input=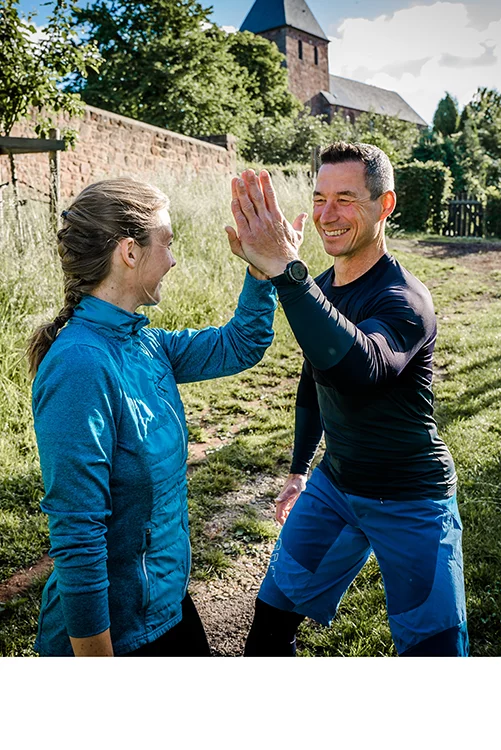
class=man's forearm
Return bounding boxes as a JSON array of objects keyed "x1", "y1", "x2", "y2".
[{"x1": 272, "y1": 276, "x2": 357, "y2": 370}]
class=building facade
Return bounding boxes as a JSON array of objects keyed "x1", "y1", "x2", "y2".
[{"x1": 240, "y1": 0, "x2": 427, "y2": 127}]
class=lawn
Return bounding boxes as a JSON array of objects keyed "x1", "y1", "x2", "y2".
[{"x1": 0, "y1": 173, "x2": 500, "y2": 656}]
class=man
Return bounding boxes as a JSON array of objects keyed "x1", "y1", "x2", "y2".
[{"x1": 225, "y1": 142, "x2": 468, "y2": 657}]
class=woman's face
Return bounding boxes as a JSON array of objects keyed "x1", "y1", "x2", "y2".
[{"x1": 138, "y1": 208, "x2": 176, "y2": 306}]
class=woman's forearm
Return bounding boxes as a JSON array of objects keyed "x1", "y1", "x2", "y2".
[{"x1": 70, "y1": 628, "x2": 114, "y2": 657}]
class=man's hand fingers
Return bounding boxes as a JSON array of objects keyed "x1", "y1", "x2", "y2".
[
  {"x1": 243, "y1": 169, "x2": 267, "y2": 214},
  {"x1": 260, "y1": 170, "x2": 282, "y2": 218},
  {"x1": 276, "y1": 486, "x2": 298, "y2": 504},
  {"x1": 292, "y1": 212, "x2": 308, "y2": 239}
]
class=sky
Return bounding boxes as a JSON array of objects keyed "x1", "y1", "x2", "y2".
[{"x1": 18, "y1": 0, "x2": 501, "y2": 124}]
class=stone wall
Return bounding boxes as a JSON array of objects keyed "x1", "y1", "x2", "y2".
[{"x1": 0, "y1": 105, "x2": 237, "y2": 202}]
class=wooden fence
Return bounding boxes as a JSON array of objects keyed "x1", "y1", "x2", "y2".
[{"x1": 444, "y1": 194, "x2": 484, "y2": 238}]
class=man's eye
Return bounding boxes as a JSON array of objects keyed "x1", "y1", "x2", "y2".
[
  {"x1": 313, "y1": 198, "x2": 325, "y2": 204},
  {"x1": 338, "y1": 198, "x2": 351, "y2": 205}
]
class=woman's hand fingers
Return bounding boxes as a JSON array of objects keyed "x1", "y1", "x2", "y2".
[
  {"x1": 233, "y1": 176, "x2": 258, "y2": 225},
  {"x1": 225, "y1": 225, "x2": 246, "y2": 260}
]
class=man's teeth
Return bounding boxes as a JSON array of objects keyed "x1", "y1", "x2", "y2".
[{"x1": 324, "y1": 229, "x2": 349, "y2": 237}]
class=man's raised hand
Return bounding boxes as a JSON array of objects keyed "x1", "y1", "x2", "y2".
[{"x1": 225, "y1": 170, "x2": 308, "y2": 279}]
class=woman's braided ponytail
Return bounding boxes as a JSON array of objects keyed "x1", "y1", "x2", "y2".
[{"x1": 27, "y1": 177, "x2": 169, "y2": 378}]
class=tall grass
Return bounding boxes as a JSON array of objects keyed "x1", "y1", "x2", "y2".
[{"x1": 1, "y1": 173, "x2": 500, "y2": 656}]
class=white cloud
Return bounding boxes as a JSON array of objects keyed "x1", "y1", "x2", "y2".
[
  {"x1": 328, "y1": 3, "x2": 501, "y2": 123},
  {"x1": 28, "y1": 23, "x2": 47, "y2": 44}
]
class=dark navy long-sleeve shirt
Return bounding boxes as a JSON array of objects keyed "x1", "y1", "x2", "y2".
[{"x1": 272, "y1": 253, "x2": 456, "y2": 500}]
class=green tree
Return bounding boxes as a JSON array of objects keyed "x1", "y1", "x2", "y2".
[
  {"x1": 0, "y1": 0, "x2": 101, "y2": 217},
  {"x1": 226, "y1": 31, "x2": 299, "y2": 120},
  {"x1": 241, "y1": 108, "x2": 333, "y2": 164},
  {"x1": 433, "y1": 92, "x2": 459, "y2": 137},
  {"x1": 351, "y1": 111, "x2": 420, "y2": 164},
  {"x1": 71, "y1": 0, "x2": 260, "y2": 143}
]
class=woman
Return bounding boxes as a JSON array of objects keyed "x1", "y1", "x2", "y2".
[{"x1": 28, "y1": 177, "x2": 277, "y2": 656}]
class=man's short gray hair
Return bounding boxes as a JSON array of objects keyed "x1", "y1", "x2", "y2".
[{"x1": 320, "y1": 142, "x2": 394, "y2": 200}]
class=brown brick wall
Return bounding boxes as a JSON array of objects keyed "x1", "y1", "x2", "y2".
[
  {"x1": 0, "y1": 105, "x2": 236, "y2": 202},
  {"x1": 284, "y1": 30, "x2": 329, "y2": 109},
  {"x1": 257, "y1": 27, "x2": 329, "y2": 112}
]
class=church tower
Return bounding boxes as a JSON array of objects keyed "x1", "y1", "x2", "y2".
[{"x1": 240, "y1": 0, "x2": 330, "y2": 114}]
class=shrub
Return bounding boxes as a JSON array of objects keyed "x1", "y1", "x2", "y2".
[
  {"x1": 484, "y1": 187, "x2": 501, "y2": 238},
  {"x1": 394, "y1": 160, "x2": 453, "y2": 233}
]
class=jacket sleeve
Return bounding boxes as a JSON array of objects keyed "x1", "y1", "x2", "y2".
[
  {"x1": 155, "y1": 269, "x2": 277, "y2": 384},
  {"x1": 32, "y1": 346, "x2": 121, "y2": 639},
  {"x1": 273, "y1": 274, "x2": 435, "y2": 389},
  {"x1": 290, "y1": 360, "x2": 324, "y2": 475}
]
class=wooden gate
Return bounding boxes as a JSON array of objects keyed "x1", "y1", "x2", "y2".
[{"x1": 444, "y1": 194, "x2": 484, "y2": 237}]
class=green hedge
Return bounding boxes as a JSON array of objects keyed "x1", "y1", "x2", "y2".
[
  {"x1": 485, "y1": 187, "x2": 501, "y2": 238},
  {"x1": 394, "y1": 160, "x2": 453, "y2": 233}
]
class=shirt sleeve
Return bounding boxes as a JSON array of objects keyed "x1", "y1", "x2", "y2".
[
  {"x1": 273, "y1": 274, "x2": 435, "y2": 389},
  {"x1": 290, "y1": 360, "x2": 324, "y2": 475},
  {"x1": 154, "y1": 269, "x2": 277, "y2": 384},
  {"x1": 32, "y1": 346, "x2": 121, "y2": 639}
]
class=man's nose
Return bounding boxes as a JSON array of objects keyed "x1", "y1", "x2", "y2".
[{"x1": 321, "y1": 200, "x2": 340, "y2": 224}]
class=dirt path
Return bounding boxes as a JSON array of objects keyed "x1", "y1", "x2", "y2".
[
  {"x1": 390, "y1": 237, "x2": 501, "y2": 272},
  {"x1": 190, "y1": 473, "x2": 283, "y2": 656}
]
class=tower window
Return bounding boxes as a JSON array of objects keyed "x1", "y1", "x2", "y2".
[
  {"x1": 314, "y1": 46, "x2": 318, "y2": 65},
  {"x1": 298, "y1": 40, "x2": 303, "y2": 60}
]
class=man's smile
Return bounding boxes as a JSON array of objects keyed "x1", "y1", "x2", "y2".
[{"x1": 323, "y1": 228, "x2": 350, "y2": 237}]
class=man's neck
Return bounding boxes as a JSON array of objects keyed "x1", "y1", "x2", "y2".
[{"x1": 332, "y1": 240, "x2": 388, "y2": 287}]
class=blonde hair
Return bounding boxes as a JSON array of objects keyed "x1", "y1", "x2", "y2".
[{"x1": 27, "y1": 177, "x2": 169, "y2": 378}]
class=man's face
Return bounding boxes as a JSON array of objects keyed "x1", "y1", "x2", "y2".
[{"x1": 313, "y1": 161, "x2": 386, "y2": 260}]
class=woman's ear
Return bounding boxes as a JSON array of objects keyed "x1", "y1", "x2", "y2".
[{"x1": 117, "y1": 237, "x2": 138, "y2": 269}]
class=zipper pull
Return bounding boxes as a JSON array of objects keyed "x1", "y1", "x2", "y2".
[{"x1": 146, "y1": 528, "x2": 152, "y2": 547}]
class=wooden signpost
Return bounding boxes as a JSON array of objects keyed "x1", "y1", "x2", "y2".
[{"x1": 0, "y1": 132, "x2": 66, "y2": 233}]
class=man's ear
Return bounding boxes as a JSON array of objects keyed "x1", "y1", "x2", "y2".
[
  {"x1": 116, "y1": 237, "x2": 138, "y2": 269},
  {"x1": 379, "y1": 190, "x2": 397, "y2": 222}
]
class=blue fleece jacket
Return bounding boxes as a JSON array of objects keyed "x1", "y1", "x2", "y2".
[{"x1": 33, "y1": 270, "x2": 277, "y2": 656}]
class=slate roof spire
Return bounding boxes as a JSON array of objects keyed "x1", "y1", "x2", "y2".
[{"x1": 240, "y1": 0, "x2": 328, "y2": 42}]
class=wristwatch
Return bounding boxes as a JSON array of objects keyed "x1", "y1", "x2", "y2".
[{"x1": 283, "y1": 259, "x2": 309, "y2": 284}]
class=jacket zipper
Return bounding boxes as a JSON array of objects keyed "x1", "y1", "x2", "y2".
[
  {"x1": 141, "y1": 528, "x2": 152, "y2": 607},
  {"x1": 159, "y1": 396, "x2": 187, "y2": 455}
]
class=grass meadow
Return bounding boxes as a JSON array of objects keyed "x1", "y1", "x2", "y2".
[{"x1": 0, "y1": 172, "x2": 500, "y2": 656}]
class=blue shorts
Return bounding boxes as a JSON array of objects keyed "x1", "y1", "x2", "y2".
[{"x1": 259, "y1": 467, "x2": 468, "y2": 656}]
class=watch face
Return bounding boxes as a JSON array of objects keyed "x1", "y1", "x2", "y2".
[{"x1": 290, "y1": 261, "x2": 308, "y2": 281}]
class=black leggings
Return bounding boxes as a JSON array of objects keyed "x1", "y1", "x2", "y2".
[
  {"x1": 244, "y1": 598, "x2": 305, "y2": 657},
  {"x1": 124, "y1": 592, "x2": 211, "y2": 656}
]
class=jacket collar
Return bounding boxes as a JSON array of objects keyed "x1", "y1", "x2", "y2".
[{"x1": 72, "y1": 295, "x2": 150, "y2": 338}]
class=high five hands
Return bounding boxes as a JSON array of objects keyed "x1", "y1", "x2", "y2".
[{"x1": 225, "y1": 170, "x2": 308, "y2": 279}]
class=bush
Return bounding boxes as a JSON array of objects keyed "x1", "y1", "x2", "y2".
[
  {"x1": 241, "y1": 108, "x2": 332, "y2": 164},
  {"x1": 394, "y1": 160, "x2": 453, "y2": 233},
  {"x1": 484, "y1": 187, "x2": 501, "y2": 238}
]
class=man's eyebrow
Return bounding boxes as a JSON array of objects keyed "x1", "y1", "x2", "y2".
[{"x1": 312, "y1": 190, "x2": 359, "y2": 197}]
